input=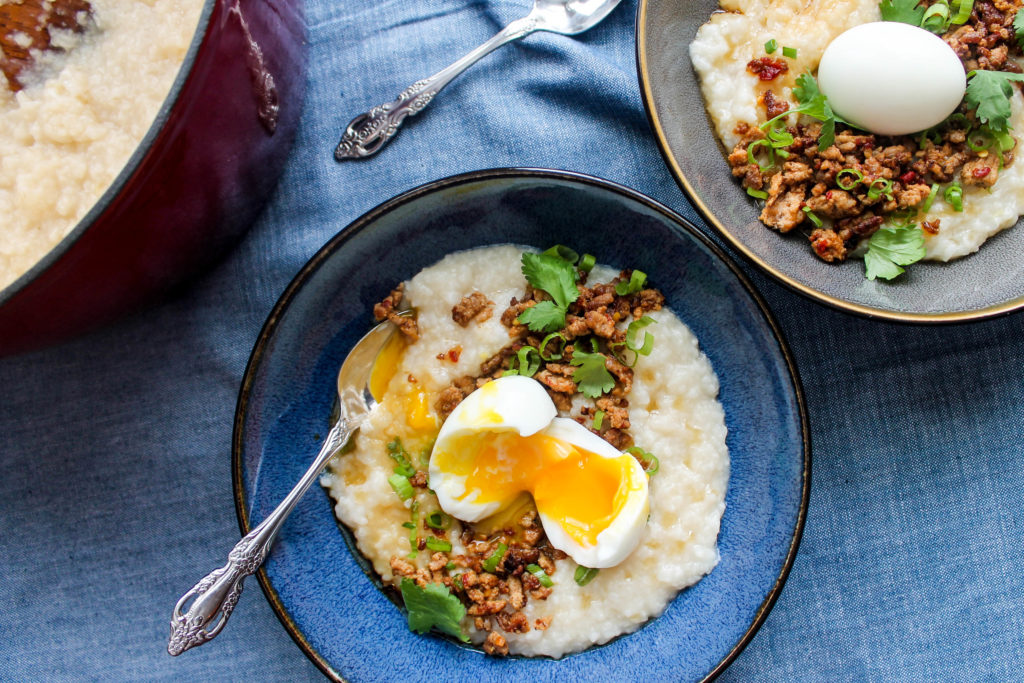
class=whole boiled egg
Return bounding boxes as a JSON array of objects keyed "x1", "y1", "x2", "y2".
[
  {"x1": 429, "y1": 376, "x2": 650, "y2": 569},
  {"x1": 817, "y1": 22, "x2": 966, "y2": 136}
]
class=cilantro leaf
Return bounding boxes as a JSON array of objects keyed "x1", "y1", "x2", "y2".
[
  {"x1": 781, "y1": 72, "x2": 842, "y2": 149},
  {"x1": 1014, "y1": 9, "x2": 1024, "y2": 51},
  {"x1": 517, "y1": 300, "x2": 566, "y2": 333},
  {"x1": 965, "y1": 70, "x2": 1024, "y2": 133},
  {"x1": 864, "y1": 225, "x2": 926, "y2": 281},
  {"x1": 520, "y1": 252, "x2": 579, "y2": 310},
  {"x1": 570, "y1": 349, "x2": 616, "y2": 398},
  {"x1": 879, "y1": 0, "x2": 926, "y2": 26},
  {"x1": 400, "y1": 578, "x2": 469, "y2": 642}
]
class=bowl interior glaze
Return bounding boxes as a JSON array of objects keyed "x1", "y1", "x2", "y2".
[
  {"x1": 233, "y1": 169, "x2": 809, "y2": 682},
  {"x1": 637, "y1": 0, "x2": 1024, "y2": 322}
]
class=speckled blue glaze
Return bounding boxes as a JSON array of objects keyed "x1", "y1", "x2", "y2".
[{"x1": 233, "y1": 169, "x2": 810, "y2": 682}]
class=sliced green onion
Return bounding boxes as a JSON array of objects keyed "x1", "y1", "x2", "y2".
[
  {"x1": 747, "y1": 139, "x2": 775, "y2": 172},
  {"x1": 614, "y1": 269, "x2": 648, "y2": 296},
  {"x1": 802, "y1": 206, "x2": 823, "y2": 227},
  {"x1": 921, "y1": 183, "x2": 940, "y2": 213},
  {"x1": 387, "y1": 438, "x2": 416, "y2": 477},
  {"x1": 888, "y1": 209, "x2": 918, "y2": 228},
  {"x1": 627, "y1": 446, "x2": 660, "y2": 475},
  {"x1": 426, "y1": 511, "x2": 452, "y2": 530},
  {"x1": 419, "y1": 441, "x2": 434, "y2": 468},
  {"x1": 866, "y1": 178, "x2": 894, "y2": 201},
  {"x1": 526, "y1": 564, "x2": 554, "y2": 588},
  {"x1": 504, "y1": 346, "x2": 542, "y2": 377},
  {"x1": 945, "y1": 182, "x2": 963, "y2": 212},
  {"x1": 765, "y1": 38, "x2": 778, "y2": 54},
  {"x1": 482, "y1": 542, "x2": 508, "y2": 573},
  {"x1": 407, "y1": 550, "x2": 418, "y2": 559},
  {"x1": 922, "y1": 1, "x2": 951, "y2": 32},
  {"x1": 425, "y1": 537, "x2": 452, "y2": 552},
  {"x1": 389, "y1": 473, "x2": 414, "y2": 500},
  {"x1": 746, "y1": 187, "x2": 768, "y2": 199},
  {"x1": 409, "y1": 501, "x2": 420, "y2": 550},
  {"x1": 625, "y1": 316, "x2": 656, "y2": 357},
  {"x1": 538, "y1": 332, "x2": 567, "y2": 360},
  {"x1": 991, "y1": 127, "x2": 1015, "y2": 152},
  {"x1": 836, "y1": 168, "x2": 863, "y2": 190},
  {"x1": 453, "y1": 575, "x2": 463, "y2": 591},
  {"x1": 592, "y1": 410, "x2": 605, "y2": 430},
  {"x1": 541, "y1": 245, "x2": 579, "y2": 264},
  {"x1": 950, "y1": 0, "x2": 973, "y2": 24},
  {"x1": 967, "y1": 129, "x2": 993, "y2": 152},
  {"x1": 401, "y1": 522, "x2": 415, "y2": 530},
  {"x1": 445, "y1": 561, "x2": 456, "y2": 571},
  {"x1": 946, "y1": 113, "x2": 970, "y2": 130},
  {"x1": 782, "y1": 46, "x2": 797, "y2": 58},
  {"x1": 517, "y1": 346, "x2": 542, "y2": 377},
  {"x1": 578, "y1": 253, "x2": 596, "y2": 273},
  {"x1": 766, "y1": 119, "x2": 794, "y2": 148},
  {"x1": 574, "y1": 566, "x2": 599, "y2": 586}
]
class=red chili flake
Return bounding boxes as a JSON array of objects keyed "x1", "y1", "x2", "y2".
[
  {"x1": 922, "y1": 219, "x2": 941, "y2": 235},
  {"x1": 900, "y1": 171, "x2": 918, "y2": 184},
  {"x1": 436, "y1": 345, "x2": 462, "y2": 362},
  {"x1": 972, "y1": 167, "x2": 991, "y2": 179},
  {"x1": 746, "y1": 57, "x2": 789, "y2": 81},
  {"x1": 863, "y1": 141, "x2": 874, "y2": 150},
  {"x1": 826, "y1": 190, "x2": 834, "y2": 199}
]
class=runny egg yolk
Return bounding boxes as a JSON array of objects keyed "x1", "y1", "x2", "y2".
[
  {"x1": 368, "y1": 331, "x2": 437, "y2": 432},
  {"x1": 432, "y1": 431, "x2": 640, "y2": 547}
]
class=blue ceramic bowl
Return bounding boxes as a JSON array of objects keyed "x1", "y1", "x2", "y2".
[{"x1": 233, "y1": 169, "x2": 810, "y2": 681}]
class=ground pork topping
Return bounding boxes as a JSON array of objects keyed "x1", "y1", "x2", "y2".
[
  {"x1": 434, "y1": 267, "x2": 665, "y2": 454},
  {"x1": 370, "y1": 257, "x2": 665, "y2": 656},
  {"x1": 727, "y1": 0, "x2": 1024, "y2": 263}
]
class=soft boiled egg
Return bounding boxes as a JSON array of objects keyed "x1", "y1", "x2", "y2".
[
  {"x1": 817, "y1": 22, "x2": 966, "y2": 136},
  {"x1": 429, "y1": 376, "x2": 650, "y2": 569}
]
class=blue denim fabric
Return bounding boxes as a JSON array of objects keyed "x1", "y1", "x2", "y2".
[{"x1": 1, "y1": 0, "x2": 1021, "y2": 680}]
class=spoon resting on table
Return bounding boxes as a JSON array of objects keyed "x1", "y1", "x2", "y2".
[
  {"x1": 167, "y1": 311, "x2": 411, "y2": 655},
  {"x1": 334, "y1": 0, "x2": 624, "y2": 160},
  {"x1": 0, "y1": 0, "x2": 92, "y2": 92}
]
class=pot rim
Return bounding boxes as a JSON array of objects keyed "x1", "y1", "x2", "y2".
[{"x1": 0, "y1": 0, "x2": 219, "y2": 307}]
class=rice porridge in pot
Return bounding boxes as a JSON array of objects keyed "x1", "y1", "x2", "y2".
[
  {"x1": 0, "y1": 0, "x2": 204, "y2": 290},
  {"x1": 321, "y1": 245, "x2": 730, "y2": 658}
]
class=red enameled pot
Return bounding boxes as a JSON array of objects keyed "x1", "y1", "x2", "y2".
[{"x1": 0, "y1": 0, "x2": 307, "y2": 357}]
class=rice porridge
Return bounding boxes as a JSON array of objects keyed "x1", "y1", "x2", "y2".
[
  {"x1": 321, "y1": 245, "x2": 730, "y2": 657},
  {"x1": 0, "y1": 0, "x2": 204, "y2": 290},
  {"x1": 690, "y1": 0, "x2": 1024, "y2": 266}
]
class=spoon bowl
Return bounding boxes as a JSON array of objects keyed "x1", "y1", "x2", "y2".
[
  {"x1": 530, "y1": 0, "x2": 621, "y2": 35},
  {"x1": 168, "y1": 314, "x2": 405, "y2": 656}
]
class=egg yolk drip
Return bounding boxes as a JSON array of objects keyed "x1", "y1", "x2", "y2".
[
  {"x1": 368, "y1": 331, "x2": 436, "y2": 432},
  {"x1": 432, "y1": 431, "x2": 641, "y2": 547}
]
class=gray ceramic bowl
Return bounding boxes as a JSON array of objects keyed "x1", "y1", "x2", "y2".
[{"x1": 637, "y1": 0, "x2": 1024, "y2": 323}]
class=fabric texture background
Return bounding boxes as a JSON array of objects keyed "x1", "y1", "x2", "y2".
[{"x1": 1, "y1": 0, "x2": 1022, "y2": 680}]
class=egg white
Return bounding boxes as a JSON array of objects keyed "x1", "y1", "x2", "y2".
[
  {"x1": 534, "y1": 418, "x2": 650, "y2": 569},
  {"x1": 429, "y1": 376, "x2": 556, "y2": 522},
  {"x1": 429, "y1": 376, "x2": 651, "y2": 568},
  {"x1": 817, "y1": 22, "x2": 966, "y2": 136}
]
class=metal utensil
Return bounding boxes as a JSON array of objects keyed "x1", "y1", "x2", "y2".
[
  {"x1": 334, "y1": 0, "x2": 623, "y2": 160},
  {"x1": 168, "y1": 316, "x2": 403, "y2": 655}
]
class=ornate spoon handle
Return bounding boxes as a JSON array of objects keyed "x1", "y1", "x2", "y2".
[
  {"x1": 335, "y1": 16, "x2": 537, "y2": 160},
  {"x1": 167, "y1": 418, "x2": 352, "y2": 655}
]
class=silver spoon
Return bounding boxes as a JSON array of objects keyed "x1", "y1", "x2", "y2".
[
  {"x1": 167, "y1": 316, "x2": 404, "y2": 655},
  {"x1": 334, "y1": 0, "x2": 623, "y2": 160}
]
